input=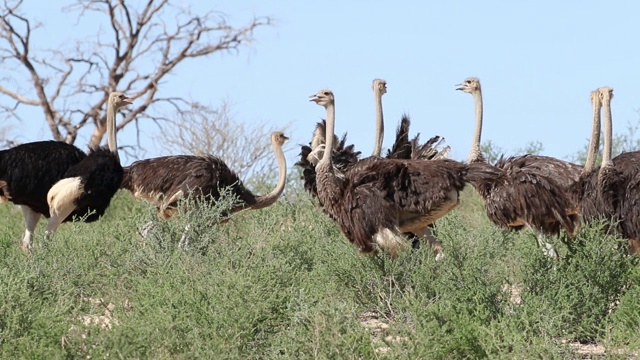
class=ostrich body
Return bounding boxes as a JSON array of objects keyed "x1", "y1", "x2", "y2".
[
  {"x1": 456, "y1": 77, "x2": 578, "y2": 245},
  {"x1": 464, "y1": 81, "x2": 583, "y2": 209},
  {"x1": 0, "y1": 92, "x2": 131, "y2": 249},
  {"x1": 297, "y1": 80, "x2": 449, "y2": 256},
  {"x1": 121, "y1": 132, "x2": 289, "y2": 221},
  {"x1": 576, "y1": 87, "x2": 640, "y2": 254},
  {"x1": 570, "y1": 89, "x2": 614, "y2": 225},
  {"x1": 310, "y1": 89, "x2": 467, "y2": 257}
]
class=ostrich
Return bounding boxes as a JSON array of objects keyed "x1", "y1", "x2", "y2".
[
  {"x1": 456, "y1": 77, "x2": 578, "y2": 254},
  {"x1": 370, "y1": 78, "x2": 449, "y2": 161},
  {"x1": 369, "y1": 79, "x2": 450, "y2": 255},
  {"x1": 570, "y1": 89, "x2": 611, "y2": 225},
  {"x1": 458, "y1": 77, "x2": 583, "y2": 209},
  {"x1": 309, "y1": 88, "x2": 468, "y2": 258},
  {"x1": 120, "y1": 131, "x2": 289, "y2": 224},
  {"x1": 0, "y1": 92, "x2": 132, "y2": 249},
  {"x1": 298, "y1": 79, "x2": 449, "y2": 257},
  {"x1": 578, "y1": 87, "x2": 640, "y2": 254},
  {"x1": 296, "y1": 120, "x2": 361, "y2": 200}
]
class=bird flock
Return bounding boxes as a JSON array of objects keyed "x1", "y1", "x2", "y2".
[{"x1": 0, "y1": 78, "x2": 638, "y2": 259}]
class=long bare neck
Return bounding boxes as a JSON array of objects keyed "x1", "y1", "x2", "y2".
[
  {"x1": 467, "y1": 89, "x2": 484, "y2": 162},
  {"x1": 583, "y1": 94, "x2": 601, "y2": 173},
  {"x1": 106, "y1": 100, "x2": 119, "y2": 159},
  {"x1": 252, "y1": 140, "x2": 288, "y2": 209},
  {"x1": 372, "y1": 89, "x2": 384, "y2": 157},
  {"x1": 316, "y1": 102, "x2": 341, "y2": 203},
  {"x1": 601, "y1": 96, "x2": 613, "y2": 167}
]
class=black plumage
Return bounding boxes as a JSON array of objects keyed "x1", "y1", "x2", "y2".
[
  {"x1": 0, "y1": 141, "x2": 86, "y2": 217},
  {"x1": 0, "y1": 91, "x2": 131, "y2": 249},
  {"x1": 61, "y1": 146, "x2": 124, "y2": 222}
]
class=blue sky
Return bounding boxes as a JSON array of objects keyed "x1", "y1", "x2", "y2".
[{"x1": 10, "y1": 1, "x2": 640, "y2": 166}]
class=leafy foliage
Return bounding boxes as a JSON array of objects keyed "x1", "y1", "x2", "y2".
[{"x1": 0, "y1": 187, "x2": 638, "y2": 358}]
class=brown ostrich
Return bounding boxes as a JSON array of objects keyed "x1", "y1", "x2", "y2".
[
  {"x1": 121, "y1": 132, "x2": 289, "y2": 223},
  {"x1": 298, "y1": 79, "x2": 449, "y2": 257},
  {"x1": 309, "y1": 88, "x2": 468, "y2": 258},
  {"x1": 456, "y1": 77, "x2": 578, "y2": 256},
  {"x1": 570, "y1": 89, "x2": 610, "y2": 224},
  {"x1": 577, "y1": 87, "x2": 640, "y2": 254}
]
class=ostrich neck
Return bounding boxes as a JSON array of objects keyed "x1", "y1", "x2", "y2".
[
  {"x1": 106, "y1": 100, "x2": 118, "y2": 159},
  {"x1": 601, "y1": 97, "x2": 613, "y2": 166},
  {"x1": 252, "y1": 140, "x2": 287, "y2": 209},
  {"x1": 372, "y1": 91, "x2": 384, "y2": 157},
  {"x1": 583, "y1": 98, "x2": 601, "y2": 173},
  {"x1": 467, "y1": 90, "x2": 484, "y2": 162},
  {"x1": 317, "y1": 102, "x2": 341, "y2": 204}
]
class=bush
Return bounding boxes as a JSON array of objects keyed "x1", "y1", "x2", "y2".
[{"x1": 0, "y1": 188, "x2": 638, "y2": 358}]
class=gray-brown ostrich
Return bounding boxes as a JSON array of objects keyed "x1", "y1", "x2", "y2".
[
  {"x1": 309, "y1": 88, "x2": 468, "y2": 258},
  {"x1": 369, "y1": 79, "x2": 449, "y2": 255},
  {"x1": 0, "y1": 92, "x2": 131, "y2": 249},
  {"x1": 299, "y1": 79, "x2": 450, "y2": 257},
  {"x1": 578, "y1": 87, "x2": 640, "y2": 254},
  {"x1": 121, "y1": 132, "x2": 289, "y2": 223},
  {"x1": 458, "y1": 77, "x2": 583, "y2": 212},
  {"x1": 570, "y1": 89, "x2": 610, "y2": 226},
  {"x1": 370, "y1": 79, "x2": 449, "y2": 161},
  {"x1": 456, "y1": 77, "x2": 578, "y2": 256}
]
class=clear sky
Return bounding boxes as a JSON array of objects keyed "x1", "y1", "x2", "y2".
[{"x1": 9, "y1": 1, "x2": 640, "y2": 166}]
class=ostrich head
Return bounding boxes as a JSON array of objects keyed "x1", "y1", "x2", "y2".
[
  {"x1": 372, "y1": 79, "x2": 387, "y2": 96},
  {"x1": 455, "y1": 77, "x2": 481, "y2": 94},
  {"x1": 272, "y1": 131, "x2": 289, "y2": 146},
  {"x1": 309, "y1": 89, "x2": 335, "y2": 108},
  {"x1": 598, "y1": 87, "x2": 613, "y2": 102},
  {"x1": 109, "y1": 92, "x2": 133, "y2": 109}
]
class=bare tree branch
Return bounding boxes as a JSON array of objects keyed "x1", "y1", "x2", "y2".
[
  {"x1": 0, "y1": 0, "x2": 273, "y2": 147},
  {"x1": 156, "y1": 100, "x2": 291, "y2": 180}
]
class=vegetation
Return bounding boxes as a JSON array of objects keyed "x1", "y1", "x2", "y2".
[
  {"x1": 481, "y1": 139, "x2": 545, "y2": 164},
  {"x1": 0, "y1": 181, "x2": 638, "y2": 359}
]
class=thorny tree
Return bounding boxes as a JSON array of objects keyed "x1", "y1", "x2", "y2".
[{"x1": 0, "y1": 0, "x2": 272, "y2": 148}]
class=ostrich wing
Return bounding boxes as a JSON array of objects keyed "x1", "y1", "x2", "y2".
[
  {"x1": 467, "y1": 161, "x2": 578, "y2": 236},
  {"x1": 495, "y1": 154, "x2": 582, "y2": 190}
]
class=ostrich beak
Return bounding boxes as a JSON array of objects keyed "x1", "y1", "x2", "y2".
[
  {"x1": 455, "y1": 83, "x2": 465, "y2": 91},
  {"x1": 123, "y1": 96, "x2": 134, "y2": 104},
  {"x1": 309, "y1": 94, "x2": 319, "y2": 102}
]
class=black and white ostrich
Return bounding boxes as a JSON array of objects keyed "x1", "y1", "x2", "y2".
[{"x1": 0, "y1": 92, "x2": 132, "y2": 249}]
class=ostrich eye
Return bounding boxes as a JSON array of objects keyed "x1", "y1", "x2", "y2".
[{"x1": 323, "y1": 91, "x2": 330, "y2": 96}]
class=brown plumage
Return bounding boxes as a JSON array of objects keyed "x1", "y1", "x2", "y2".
[
  {"x1": 386, "y1": 114, "x2": 449, "y2": 161},
  {"x1": 298, "y1": 79, "x2": 449, "y2": 257},
  {"x1": 295, "y1": 120, "x2": 361, "y2": 201},
  {"x1": 456, "y1": 77, "x2": 578, "y2": 242},
  {"x1": 121, "y1": 132, "x2": 288, "y2": 220},
  {"x1": 574, "y1": 87, "x2": 640, "y2": 254},
  {"x1": 570, "y1": 89, "x2": 614, "y2": 223},
  {"x1": 309, "y1": 89, "x2": 467, "y2": 257}
]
